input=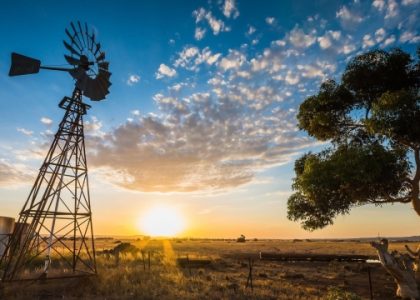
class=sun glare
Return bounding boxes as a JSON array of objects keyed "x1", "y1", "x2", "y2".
[{"x1": 139, "y1": 205, "x2": 185, "y2": 237}]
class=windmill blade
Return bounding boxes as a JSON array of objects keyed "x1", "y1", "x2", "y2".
[
  {"x1": 70, "y1": 22, "x2": 84, "y2": 52},
  {"x1": 9, "y1": 52, "x2": 41, "y2": 76},
  {"x1": 98, "y1": 68, "x2": 111, "y2": 80},
  {"x1": 96, "y1": 52, "x2": 105, "y2": 62},
  {"x1": 98, "y1": 61, "x2": 109, "y2": 70},
  {"x1": 75, "y1": 72, "x2": 89, "y2": 91},
  {"x1": 77, "y1": 21, "x2": 87, "y2": 49},
  {"x1": 69, "y1": 67, "x2": 85, "y2": 80},
  {"x1": 84, "y1": 22, "x2": 91, "y2": 50},
  {"x1": 63, "y1": 41, "x2": 82, "y2": 57},
  {"x1": 94, "y1": 43, "x2": 101, "y2": 56},
  {"x1": 90, "y1": 33, "x2": 95, "y2": 52},
  {"x1": 65, "y1": 29, "x2": 83, "y2": 52},
  {"x1": 64, "y1": 55, "x2": 81, "y2": 66}
]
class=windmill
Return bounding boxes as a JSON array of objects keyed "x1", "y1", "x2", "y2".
[{"x1": 0, "y1": 22, "x2": 111, "y2": 281}]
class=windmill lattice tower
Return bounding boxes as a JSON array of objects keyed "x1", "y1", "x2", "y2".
[{"x1": 0, "y1": 21, "x2": 111, "y2": 281}]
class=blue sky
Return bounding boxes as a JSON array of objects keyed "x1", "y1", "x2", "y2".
[{"x1": 0, "y1": 0, "x2": 419, "y2": 238}]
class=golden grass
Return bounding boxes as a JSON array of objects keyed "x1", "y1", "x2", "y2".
[{"x1": 1, "y1": 238, "x2": 412, "y2": 299}]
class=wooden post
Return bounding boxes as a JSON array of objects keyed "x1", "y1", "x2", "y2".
[
  {"x1": 141, "y1": 250, "x2": 146, "y2": 271},
  {"x1": 148, "y1": 251, "x2": 151, "y2": 270},
  {"x1": 368, "y1": 266, "x2": 373, "y2": 300},
  {"x1": 246, "y1": 258, "x2": 254, "y2": 290}
]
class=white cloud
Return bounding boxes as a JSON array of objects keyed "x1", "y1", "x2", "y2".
[
  {"x1": 339, "y1": 43, "x2": 356, "y2": 55},
  {"x1": 0, "y1": 160, "x2": 32, "y2": 187},
  {"x1": 385, "y1": 0, "x2": 399, "y2": 19},
  {"x1": 126, "y1": 74, "x2": 141, "y2": 86},
  {"x1": 265, "y1": 17, "x2": 276, "y2": 25},
  {"x1": 372, "y1": 0, "x2": 386, "y2": 11},
  {"x1": 40, "y1": 117, "x2": 53, "y2": 126},
  {"x1": 218, "y1": 50, "x2": 246, "y2": 71},
  {"x1": 195, "y1": 27, "x2": 206, "y2": 40},
  {"x1": 193, "y1": 8, "x2": 227, "y2": 35},
  {"x1": 382, "y1": 35, "x2": 396, "y2": 47},
  {"x1": 88, "y1": 90, "x2": 312, "y2": 192},
  {"x1": 399, "y1": 31, "x2": 420, "y2": 43},
  {"x1": 336, "y1": 5, "x2": 363, "y2": 27},
  {"x1": 131, "y1": 110, "x2": 140, "y2": 116},
  {"x1": 17, "y1": 127, "x2": 33, "y2": 136},
  {"x1": 223, "y1": 0, "x2": 239, "y2": 18},
  {"x1": 156, "y1": 64, "x2": 177, "y2": 79},
  {"x1": 402, "y1": 0, "x2": 420, "y2": 5},
  {"x1": 247, "y1": 26, "x2": 256, "y2": 35},
  {"x1": 285, "y1": 71, "x2": 300, "y2": 85},
  {"x1": 174, "y1": 46, "x2": 221, "y2": 71},
  {"x1": 362, "y1": 34, "x2": 375, "y2": 48},
  {"x1": 288, "y1": 27, "x2": 316, "y2": 48},
  {"x1": 375, "y1": 28, "x2": 386, "y2": 42},
  {"x1": 317, "y1": 36, "x2": 332, "y2": 49}
]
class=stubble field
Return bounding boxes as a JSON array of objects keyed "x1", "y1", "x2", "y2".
[{"x1": 1, "y1": 238, "x2": 412, "y2": 299}]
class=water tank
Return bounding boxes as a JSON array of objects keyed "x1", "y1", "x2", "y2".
[{"x1": 0, "y1": 216, "x2": 15, "y2": 257}]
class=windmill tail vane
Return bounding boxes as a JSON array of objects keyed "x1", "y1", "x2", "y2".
[{"x1": 0, "y1": 21, "x2": 111, "y2": 282}]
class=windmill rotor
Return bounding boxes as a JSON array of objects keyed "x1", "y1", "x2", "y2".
[
  {"x1": 63, "y1": 21, "x2": 111, "y2": 101},
  {"x1": 8, "y1": 21, "x2": 111, "y2": 101}
]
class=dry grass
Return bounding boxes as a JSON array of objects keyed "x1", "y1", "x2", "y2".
[{"x1": 1, "y1": 239, "x2": 411, "y2": 299}]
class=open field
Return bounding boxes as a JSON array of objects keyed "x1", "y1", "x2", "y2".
[{"x1": 1, "y1": 238, "x2": 414, "y2": 299}]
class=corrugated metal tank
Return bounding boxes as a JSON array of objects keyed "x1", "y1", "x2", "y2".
[
  {"x1": 0, "y1": 216, "x2": 15, "y2": 256},
  {"x1": 14, "y1": 222, "x2": 29, "y2": 247}
]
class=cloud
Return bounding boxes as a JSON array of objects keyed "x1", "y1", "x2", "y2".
[
  {"x1": 385, "y1": 0, "x2": 399, "y2": 19},
  {"x1": 222, "y1": 0, "x2": 239, "y2": 19},
  {"x1": 362, "y1": 34, "x2": 375, "y2": 48},
  {"x1": 193, "y1": 8, "x2": 228, "y2": 35},
  {"x1": 247, "y1": 26, "x2": 256, "y2": 35},
  {"x1": 0, "y1": 159, "x2": 32, "y2": 187},
  {"x1": 317, "y1": 30, "x2": 341, "y2": 49},
  {"x1": 156, "y1": 64, "x2": 177, "y2": 79},
  {"x1": 174, "y1": 46, "x2": 221, "y2": 71},
  {"x1": 317, "y1": 36, "x2": 331, "y2": 49},
  {"x1": 218, "y1": 50, "x2": 246, "y2": 71},
  {"x1": 285, "y1": 71, "x2": 300, "y2": 85},
  {"x1": 375, "y1": 28, "x2": 386, "y2": 43},
  {"x1": 40, "y1": 117, "x2": 53, "y2": 126},
  {"x1": 336, "y1": 5, "x2": 364, "y2": 27},
  {"x1": 265, "y1": 17, "x2": 276, "y2": 25},
  {"x1": 382, "y1": 35, "x2": 396, "y2": 47},
  {"x1": 127, "y1": 74, "x2": 141, "y2": 86},
  {"x1": 131, "y1": 110, "x2": 140, "y2": 116},
  {"x1": 402, "y1": 0, "x2": 420, "y2": 5},
  {"x1": 89, "y1": 90, "x2": 312, "y2": 192},
  {"x1": 288, "y1": 26, "x2": 316, "y2": 48},
  {"x1": 399, "y1": 31, "x2": 420, "y2": 43},
  {"x1": 372, "y1": 0, "x2": 386, "y2": 11},
  {"x1": 195, "y1": 27, "x2": 206, "y2": 40},
  {"x1": 17, "y1": 127, "x2": 33, "y2": 136}
]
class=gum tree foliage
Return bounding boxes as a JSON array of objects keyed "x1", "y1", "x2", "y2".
[{"x1": 288, "y1": 48, "x2": 420, "y2": 231}]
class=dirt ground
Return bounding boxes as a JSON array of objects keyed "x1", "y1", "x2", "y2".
[{"x1": 1, "y1": 239, "x2": 413, "y2": 299}]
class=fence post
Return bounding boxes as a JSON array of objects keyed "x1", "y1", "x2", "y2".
[
  {"x1": 368, "y1": 266, "x2": 373, "y2": 300},
  {"x1": 246, "y1": 258, "x2": 254, "y2": 291}
]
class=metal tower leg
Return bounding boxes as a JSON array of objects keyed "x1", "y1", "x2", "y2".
[{"x1": 0, "y1": 88, "x2": 96, "y2": 281}]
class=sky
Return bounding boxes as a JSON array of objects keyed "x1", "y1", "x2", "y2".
[{"x1": 0, "y1": 0, "x2": 419, "y2": 239}]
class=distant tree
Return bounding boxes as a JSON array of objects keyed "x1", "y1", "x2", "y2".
[
  {"x1": 287, "y1": 48, "x2": 420, "y2": 298},
  {"x1": 237, "y1": 234, "x2": 246, "y2": 243}
]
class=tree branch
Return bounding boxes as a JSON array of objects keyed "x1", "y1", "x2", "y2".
[{"x1": 370, "y1": 197, "x2": 412, "y2": 204}]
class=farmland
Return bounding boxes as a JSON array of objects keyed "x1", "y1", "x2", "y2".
[{"x1": 1, "y1": 238, "x2": 412, "y2": 299}]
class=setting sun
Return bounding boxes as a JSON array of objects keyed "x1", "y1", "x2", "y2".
[{"x1": 138, "y1": 205, "x2": 185, "y2": 237}]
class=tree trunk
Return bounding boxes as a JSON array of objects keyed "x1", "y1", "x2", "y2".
[{"x1": 371, "y1": 239, "x2": 419, "y2": 299}]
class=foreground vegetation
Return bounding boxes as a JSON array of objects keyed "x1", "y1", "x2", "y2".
[{"x1": 1, "y1": 238, "x2": 412, "y2": 299}]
